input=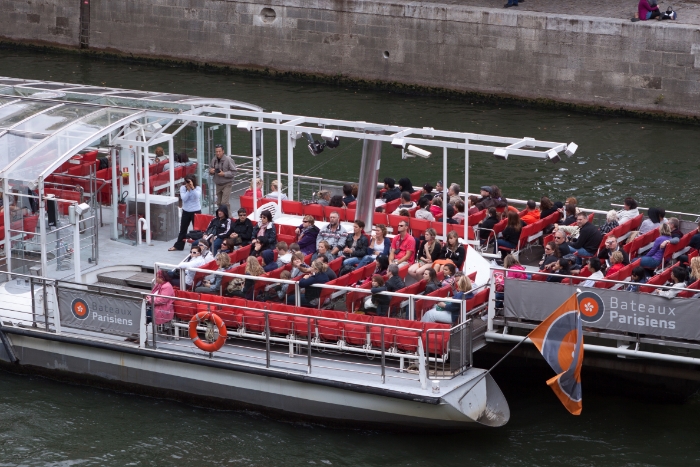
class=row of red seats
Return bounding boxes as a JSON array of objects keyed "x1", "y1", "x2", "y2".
[{"x1": 173, "y1": 291, "x2": 452, "y2": 355}]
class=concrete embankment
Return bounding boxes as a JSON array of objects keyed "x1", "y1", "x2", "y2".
[{"x1": 2, "y1": 0, "x2": 700, "y2": 118}]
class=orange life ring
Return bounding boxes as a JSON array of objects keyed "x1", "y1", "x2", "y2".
[{"x1": 189, "y1": 311, "x2": 227, "y2": 353}]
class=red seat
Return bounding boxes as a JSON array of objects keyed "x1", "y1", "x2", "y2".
[
  {"x1": 422, "y1": 323, "x2": 451, "y2": 355},
  {"x1": 346, "y1": 209, "x2": 356, "y2": 222},
  {"x1": 343, "y1": 313, "x2": 372, "y2": 346},
  {"x1": 627, "y1": 214, "x2": 644, "y2": 232},
  {"x1": 640, "y1": 265, "x2": 677, "y2": 294},
  {"x1": 410, "y1": 191, "x2": 422, "y2": 202},
  {"x1": 409, "y1": 218, "x2": 430, "y2": 238},
  {"x1": 387, "y1": 215, "x2": 406, "y2": 234},
  {"x1": 414, "y1": 286, "x2": 451, "y2": 320},
  {"x1": 373, "y1": 212, "x2": 388, "y2": 226},
  {"x1": 240, "y1": 196, "x2": 254, "y2": 215},
  {"x1": 267, "y1": 303, "x2": 292, "y2": 335},
  {"x1": 281, "y1": 200, "x2": 303, "y2": 216},
  {"x1": 347, "y1": 200, "x2": 357, "y2": 208},
  {"x1": 384, "y1": 199, "x2": 401, "y2": 214},
  {"x1": 317, "y1": 310, "x2": 345, "y2": 342},
  {"x1": 173, "y1": 291, "x2": 200, "y2": 321},
  {"x1": 303, "y1": 204, "x2": 324, "y2": 221},
  {"x1": 466, "y1": 209, "x2": 487, "y2": 226},
  {"x1": 369, "y1": 317, "x2": 399, "y2": 349},
  {"x1": 219, "y1": 297, "x2": 245, "y2": 327},
  {"x1": 291, "y1": 309, "x2": 320, "y2": 338},
  {"x1": 394, "y1": 321, "x2": 424, "y2": 353},
  {"x1": 323, "y1": 205, "x2": 346, "y2": 222},
  {"x1": 345, "y1": 281, "x2": 372, "y2": 312},
  {"x1": 193, "y1": 214, "x2": 214, "y2": 232},
  {"x1": 328, "y1": 257, "x2": 344, "y2": 276}
]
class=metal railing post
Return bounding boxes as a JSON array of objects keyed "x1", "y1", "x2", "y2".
[
  {"x1": 42, "y1": 280, "x2": 49, "y2": 332},
  {"x1": 265, "y1": 310, "x2": 270, "y2": 368},
  {"x1": 306, "y1": 316, "x2": 312, "y2": 374},
  {"x1": 468, "y1": 319, "x2": 473, "y2": 368},
  {"x1": 380, "y1": 327, "x2": 386, "y2": 384},
  {"x1": 30, "y1": 277, "x2": 36, "y2": 328},
  {"x1": 151, "y1": 295, "x2": 157, "y2": 349}
]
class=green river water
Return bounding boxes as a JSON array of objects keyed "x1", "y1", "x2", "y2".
[{"x1": 0, "y1": 47, "x2": 699, "y2": 466}]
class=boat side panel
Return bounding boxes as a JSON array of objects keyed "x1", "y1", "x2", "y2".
[{"x1": 7, "y1": 333, "x2": 481, "y2": 429}]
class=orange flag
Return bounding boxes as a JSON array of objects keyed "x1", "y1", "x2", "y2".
[{"x1": 528, "y1": 293, "x2": 583, "y2": 415}]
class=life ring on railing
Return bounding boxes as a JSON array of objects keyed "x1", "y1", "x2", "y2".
[{"x1": 189, "y1": 311, "x2": 227, "y2": 353}]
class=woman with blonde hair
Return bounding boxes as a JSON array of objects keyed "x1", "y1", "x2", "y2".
[
  {"x1": 296, "y1": 214, "x2": 319, "y2": 255},
  {"x1": 195, "y1": 252, "x2": 233, "y2": 294},
  {"x1": 243, "y1": 178, "x2": 263, "y2": 198},
  {"x1": 689, "y1": 256, "x2": 700, "y2": 284},
  {"x1": 437, "y1": 230, "x2": 466, "y2": 270},
  {"x1": 234, "y1": 256, "x2": 265, "y2": 300},
  {"x1": 264, "y1": 179, "x2": 288, "y2": 200},
  {"x1": 408, "y1": 228, "x2": 441, "y2": 280},
  {"x1": 421, "y1": 275, "x2": 474, "y2": 324},
  {"x1": 605, "y1": 251, "x2": 625, "y2": 277}
]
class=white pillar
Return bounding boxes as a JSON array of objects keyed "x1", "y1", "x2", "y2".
[{"x1": 287, "y1": 132, "x2": 294, "y2": 201}]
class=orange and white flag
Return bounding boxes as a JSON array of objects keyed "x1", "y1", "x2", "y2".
[{"x1": 528, "y1": 293, "x2": 583, "y2": 415}]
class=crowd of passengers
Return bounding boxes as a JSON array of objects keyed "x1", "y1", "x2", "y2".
[{"x1": 153, "y1": 177, "x2": 700, "y2": 330}]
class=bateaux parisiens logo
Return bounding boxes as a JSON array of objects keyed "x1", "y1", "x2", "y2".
[
  {"x1": 70, "y1": 298, "x2": 90, "y2": 320},
  {"x1": 577, "y1": 291, "x2": 605, "y2": 323}
]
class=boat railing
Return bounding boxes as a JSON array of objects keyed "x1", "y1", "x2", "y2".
[{"x1": 610, "y1": 203, "x2": 700, "y2": 223}]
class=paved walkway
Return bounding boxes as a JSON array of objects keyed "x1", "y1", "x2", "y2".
[{"x1": 432, "y1": 0, "x2": 700, "y2": 26}]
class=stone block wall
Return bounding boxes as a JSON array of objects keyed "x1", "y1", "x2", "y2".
[
  {"x1": 0, "y1": 0, "x2": 80, "y2": 46},
  {"x1": 2, "y1": 0, "x2": 700, "y2": 117}
]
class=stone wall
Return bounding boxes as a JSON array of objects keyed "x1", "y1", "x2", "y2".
[
  {"x1": 0, "y1": 0, "x2": 80, "y2": 46},
  {"x1": 2, "y1": 0, "x2": 700, "y2": 117}
]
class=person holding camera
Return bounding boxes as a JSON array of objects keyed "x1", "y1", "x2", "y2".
[
  {"x1": 170, "y1": 175, "x2": 201, "y2": 251},
  {"x1": 209, "y1": 144, "x2": 236, "y2": 213}
]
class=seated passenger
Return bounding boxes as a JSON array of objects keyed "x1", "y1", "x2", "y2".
[
  {"x1": 490, "y1": 185, "x2": 508, "y2": 208},
  {"x1": 382, "y1": 177, "x2": 402, "y2": 202},
  {"x1": 340, "y1": 220, "x2": 370, "y2": 269},
  {"x1": 520, "y1": 200, "x2": 541, "y2": 225},
  {"x1": 599, "y1": 210, "x2": 619, "y2": 234},
  {"x1": 689, "y1": 219, "x2": 700, "y2": 251},
  {"x1": 467, "y1": 195, "x2": 480, "y2": 216},
  {"x1": 443, "y1": 205, "x2": 459, "y2": 224},
  {"x1": 287, "y1": 259, "x2": 330, "y2": 307},
  {"x1": 580, "y1": 257, "x2": 604, "y2": 287},
  {"x1": 553, "y1": 230, "x2": 574, "y2": 258},
  {"x1": 341, "y1": 183, "x2": 355, "y2": 206},
  {"x1": 634, "y1": 0, "x2": 661, "y2": 21},
  {"x1": 448, "y1": 183, "x2": 461, "y2": 205},
  {"x1": 453, "y1": 200, "x2": 466, "y2": 223},
  {"x1": 605, "y1": 251, "x2": 625, "y2": 278},
  {"x1": 668, "y1": 217, "x2": 682, "y2": 239},
  {"x1": 617, "y1": 197, "x2": 640, "y2": 224},
  {"x1": 389, "y1": 220, "x2": 416, "y2": 266},
  {"x1": 398, "y1": 177, "x2": 415, "y2": 194},
  {"x1": 196, "y1": 253, "x2": 233, "y2": 294},
  {"x1": 373, "y1": 254, "x2": 390, "y2": 278},
  {"x1": 640, "y1": 223, "x2": 672, "y2": 271},
  {"x1": 263, "y1": 179, "x2": 288, "y2": 200},
  {"x1": 498, "y1": 211, "x2": 525, "y2": 253},
  {"x1": 421, "y1": 275, "x2": 473, "y2": 324},
  {"x1": 366, "y1": 275, "x2": 390, "y2": 316},
  {"x1": 263, "y1": 241, "x2": 292, "y2": 272},
  {"x1": 171, "y1": 246, "x2": 207, "y2": 289},
  {"x1": 296, "y1": 215, "x2": 320, "y2": 255},
  {"x1": 655, "y1": 267, "x2": 687, "y2": 298},
  {"x1": 408, "y1": 228, "x2": 441, "y2": 280},
  {"x1": 562, "y1": 204, "x2": 578, "y2": 225},
  {"x1": 219, "y1": 238, "x2": 238, "y2": 255},
  {"x1": 546, "y1": 258, "x2": 572, "y2": 283},
  {"x1": 392, "y1": 191, "x2": 416, "y2": 214},
  {"x1": 429, "y1": 197, "x2": 443, "y2": 219},
  {"x1": 439, "y1": 230, "x2": 466, "y2": 270},
  {"x1": 504, "y1": 254, "x2": 527, "y2": 279},
  {"x1": 422, "y1": 268, "x2": 442, "y2": 295},
  {"x1": 475, "y1": 186, "x2": 495, "y2": 210},
  {"x1": 242, "y1": 178, "x2": 263, "y2": 199},
  {"x1": 231, "y1": 256, "x2": 264, "y2": 301},
  {"x1": 357, "y1": 224, "x2": 391, "y2": 268},
  {"x1": 229, "y1": 208, "x2": 253, "y2": 247},
  {"x1": 598, "y1": 235, "x2": 629, "y2": 270},
  {"x1": 316, "y1": 211, "x2": 348, "y2": 258},
  {"x1": 479, "y1": 207, "x2": 500, "y2": 244},
  {"x1": 251, "y1": 210, "x2": 276, "y2": 252},
  {"x1": 539, "y1": 241, "x2": 561, "y2": 271},
  {"x1": 385, "y1": 264, "x2": 405, "y2": 292},
  {"x1": 312, "y1": 240, "x2": 334, "y2": 263},
  {"x1": 415, "y1": 196, "x2": 435, "y2": 221},
  {"x1": 203, "y1": 206, "x2": 231, "y2": 256},
  {"x1": 329, "y1": 195, "x2": 345, "y2": 208},
  {"x1": 539, "y1": 196, "x2": 557, "y2": 220},
  {"x1": 420, "y1": 183, "x2": 435, "y2": 201},
  {"x1": 277, "y1": 253, "x2": 309, "y2": 300},
  {"x1": 688, "y1": 256, "x2": 700, "y2": 284},
  {"x1": 569, "y1": 213, "x2": 602, "y2": 258},
  {"x1": 639, "y1": 207, "x2": 666, "y2": 235},
  {"x1": 196, "y1": 238, "x2": 215, "y2": 263},
  {"x1": 626, "y1": 266, "x2": 648, "y2": 292},
  {"x1": 440, "y1": 263, "x2": 457, "y2": 287},
  {"x1": 316, "y1": 190, "x2": 331, "y2": 206}
]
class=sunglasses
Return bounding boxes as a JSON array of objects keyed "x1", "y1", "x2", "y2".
[{"x1": 190, "y1": 251, "x2": 200, "y2": 255}]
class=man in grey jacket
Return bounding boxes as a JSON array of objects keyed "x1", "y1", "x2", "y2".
[{"x1": 209, "y1": 144, "x2": 236, "y2": 213}]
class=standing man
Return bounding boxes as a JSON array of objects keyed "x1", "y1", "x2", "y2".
[{"x1": 209, "y1": 144, "x2": 236, "y2": 214}]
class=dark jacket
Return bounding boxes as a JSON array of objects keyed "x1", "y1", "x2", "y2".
[
  {"x1": 385, "y1": 274, "x2": 405, "y2": 292},
  {"x1": 479, "y1": 215, "x2": 500, "y2": 241},
  {"x1": 344, "y1": 233, "x2": 369, "y2": 258},
  {"x1": 230, "y1": 218, "x2": 253, "y2": 245},
  {"x1": 342, "y1": 195, "x2": 355, "y2": 206},
  {"x1": 370, "y1": 286, "x2": 390, "y2": 316},
  {"x1": 299, "y1": 272, "x2": 329, "y2": 301},
  {"x1": 382, "y1": 187, "x2": 401, "y2": 202},
  {"x1": 251, "y1": 222, "x2": 277, "y2": 250},
  {"x1": 206, "y1": 206, "x2": 232, "y2": 239},
  {"x1": 440, "y1": 245, "x2": 466, "y2": 270},
  {"x1": 297, "y1": 224, "x2": 320, "y2": 255},
  {"x1": 501, "y1": 221, "x2": 525, "y2": 246},
  {"x1": 416, "y1": 240, "x2": 441, "y2": 263},
  {"x1": 540, "y1": 207, "x2": 559, "y2": 220},
  {"x1": 424, "y1": 281, "x2": 441, "y2": 295},
  {"x1": 598, "y1": 246, "x2": 630, "y2": 266},
  {"x1": 573, "y1": 222, "x2": 602, "y2": 253}
]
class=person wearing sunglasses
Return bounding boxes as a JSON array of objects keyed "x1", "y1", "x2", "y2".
[
  {"x1": 296, "y1": 215, "x2": 320, "y2": 255},
  {"x1": 229, "y1": 208, "x2": 253, "y2": 246},
  {"x1": 172, "y1": 246, "x2": 207, "y2": 289}
]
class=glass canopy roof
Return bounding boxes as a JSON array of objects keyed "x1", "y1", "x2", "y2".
[{"x1": 0, "y1": 77, "x2": 262, "y2": 183}]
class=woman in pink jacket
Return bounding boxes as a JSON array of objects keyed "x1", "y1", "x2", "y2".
[{"x1": 149, "y1": 270, "x2": 175, "y2": 325}]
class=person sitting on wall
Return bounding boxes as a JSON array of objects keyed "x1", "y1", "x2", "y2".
[{"x1": 632, "y1": 0, "x2": 660, "y2": 21}]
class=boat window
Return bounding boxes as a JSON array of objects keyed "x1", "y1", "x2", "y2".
[{"x1": 12, "y1": 104, "x2": 98, "y2": 134}]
